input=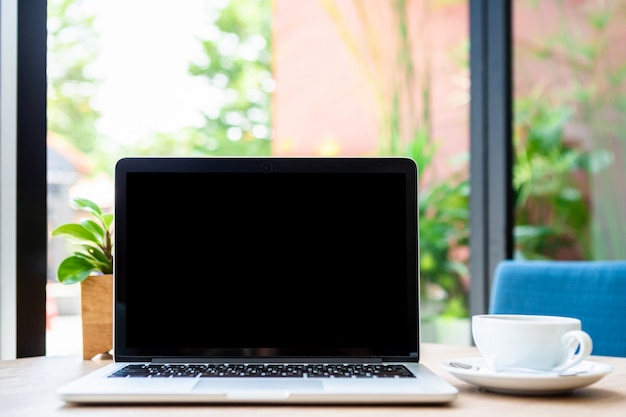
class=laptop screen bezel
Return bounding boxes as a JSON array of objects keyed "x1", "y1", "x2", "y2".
[{"x1": 113, "y1": 157, "x2": 420, "y2": 362}]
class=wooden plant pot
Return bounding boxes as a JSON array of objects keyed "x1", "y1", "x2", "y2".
[{"x1": 80, "y1": 274, "x2": 113, "y2": 360}]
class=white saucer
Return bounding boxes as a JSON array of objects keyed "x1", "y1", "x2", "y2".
[{"x1": 442, "y1": 357, "x2": 614, "y2": 395}]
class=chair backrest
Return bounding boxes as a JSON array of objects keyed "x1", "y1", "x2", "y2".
[{"x1": 489, "y1": 260, "x2": 626, "y2": 357}]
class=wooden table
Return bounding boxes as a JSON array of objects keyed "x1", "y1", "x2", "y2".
[{"x1": 1, "y1": 343, "x2": 624, "y2": 416}]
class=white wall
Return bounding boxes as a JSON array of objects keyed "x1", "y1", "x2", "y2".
[{"x1": 0, "y1": 0, "x2": 18, "y2": 360}]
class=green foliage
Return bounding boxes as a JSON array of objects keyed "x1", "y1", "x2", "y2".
[
  {"x1": 118, "y1": 127, "x2": 271, "y2": 158},
  {"x1": 48, "y1": 0, "x2": 273, "y2": 167},
  {"x1": 51, "y1": 198, "x2": 114, "y2": 284},
  {"x1": 404, "y1": 130, "x2": 438, "y2": 179},
  {"x1": 121, "y1": 0, "x2": 274, "y2": 158},
  {"x1": 113, "y1": 0, "x2": 273, "y2": 159},
  {"x1": 185, "y1": 0, "x2": 273, "y2": 156},
  {"x1": 517, "y1": 0, "x2": 626, "y2": 259},
  {"x1": 47, "y1": 0, "x2": 101, "y2": 154},
  {"x1": 512, "y1": 94, "x2": 612, "y2": 260},
  {"x1": 419, "y1": 176, "x2": 470, "y2": 317}
]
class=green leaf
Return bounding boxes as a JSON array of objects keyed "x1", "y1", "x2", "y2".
[
  {"x1": 81, "y1": 219, "x2": 105, "y2": 245},
  {"x1": 51, "y1": 196, "x2": 114, "y2": 283},
  {"x1": 73, "y1": 246, "x2": 112, "y2": 273},
  {"x1": 57, "y1": 256, "x2": 102, "y2": 284},
  {"x1": 51, "y1": 223, "x2": 99, "y2": 244},
  {"x1": 71, "y1": 197, "x2": 109, "y2": 226},
  {"x1": 72, "y1": 197, "x2": 102, "y2": 217},
  {"x1": 103, "y1": 213, "x2": 114, "y2": 230}
]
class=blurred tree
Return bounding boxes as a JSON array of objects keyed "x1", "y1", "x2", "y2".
[
  {"x1": 49, "y1": 0, "x2": 273, "y2": 164},
  {"x1": 186, "y1": 0, "x2": 273, "y2": 156},
  {"x1": 120, "y1": 0, "x2": 273, "y2": 157},
  {"x1": 47, "y1": 0, "x2": 101, "y2": 154}
]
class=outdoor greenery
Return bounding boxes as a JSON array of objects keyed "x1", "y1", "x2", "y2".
[
  {"x1": 48, "y1": 1, "x2": 626, "y2": 319},
  {"x1": 419, "y1": 177, "x2": 470, "y2": 317},
  {"x1": 512, "y1": 93, "x2": 612, "y2": 260},
  {"x1": 123, "y1": 0, "x2": 273, "y2": 158},
  {"x1": 47, "y1": 0, "x2": 102, "y2": 157},
  {"x1": 188, "y1": 0, "x2": 272, "y2": 154},
  {"x1": 48, "y1": 0, "x2": 273, "y2": 166},
  {"x1": 49, "y1": 0, "x2": 472, "y2": 321},
  {"x1": 515, "y1": 0, "x2": 625, "y2": 259},
  {"x1": 320, "y1": 0, "x2": 470, "y2": 318}
]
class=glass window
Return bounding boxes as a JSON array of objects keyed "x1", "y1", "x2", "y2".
[
  {"x1": 46, "y1": 0, "x2": 471, "y2": 355},
  {"x1": 512, "y1": 0, "x2": 626, "y2": 261}
]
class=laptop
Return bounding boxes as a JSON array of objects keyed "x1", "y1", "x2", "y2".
[{"x1": 57, "y1": 156, "x2": 458, "y2": 404}]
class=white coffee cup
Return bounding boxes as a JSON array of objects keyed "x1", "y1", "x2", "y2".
[{"x1": 472, "y1": 314, "x2": 593, "y2": 372}]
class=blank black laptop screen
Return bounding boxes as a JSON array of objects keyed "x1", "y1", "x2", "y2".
[{"x1": 114, "y1": 157, "x2": 418, "y2": 361}]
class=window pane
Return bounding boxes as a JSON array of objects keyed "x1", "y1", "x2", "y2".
[
  {"x1": 46, "y1": 0, "x2": 470, "y2": 355},
  {"x1": 513, "y1": 0, "x2": 626, "y2": 261}
]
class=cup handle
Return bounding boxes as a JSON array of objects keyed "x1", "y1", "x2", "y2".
[{"x1": 553, "y1": 330, "x2": 593, "y2": 372}]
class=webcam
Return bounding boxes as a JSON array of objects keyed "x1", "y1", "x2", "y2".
[{"x1": 261, "y1": 162, "x2": 273, "y2": 172}]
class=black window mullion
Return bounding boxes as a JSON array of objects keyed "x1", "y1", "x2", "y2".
[
  {"x1": 469, "y1": 0, "x2": 513, "y2": 317},
  {"x1": 16, "y1": 0, "x2": 47, "y2": 358}
]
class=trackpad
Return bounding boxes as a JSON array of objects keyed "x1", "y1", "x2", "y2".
[{"x1": 193, "y1": 379, "x2": 324, "y2": 392}]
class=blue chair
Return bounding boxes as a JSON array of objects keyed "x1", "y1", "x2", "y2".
[{"x1": 489, "y1": 260, "x2": 626, "y2": 357}]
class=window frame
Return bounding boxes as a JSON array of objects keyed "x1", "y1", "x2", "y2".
[
  {"x1": 15, "y1": 0, "x2": 48, "y2": 358},
  {"x1": 468, "y1": 0, "x2": 514, "y2": 317}
]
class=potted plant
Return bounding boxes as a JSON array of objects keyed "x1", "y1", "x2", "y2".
[{"x1": 51, "y1": 197, "x2": 114, "y2": 360}]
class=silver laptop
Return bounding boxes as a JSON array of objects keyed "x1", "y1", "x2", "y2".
[{"x1": 57, "y1": 156, "x2": 458, "y2": 404}]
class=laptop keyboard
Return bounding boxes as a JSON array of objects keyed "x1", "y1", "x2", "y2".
[{"x1": 109, "y1": 364, "x2": 415, "y2": 378}]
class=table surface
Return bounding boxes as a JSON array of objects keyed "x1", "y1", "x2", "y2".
[{"x1": 1, "y1": 343, "x2": 625, "y2": 417}]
